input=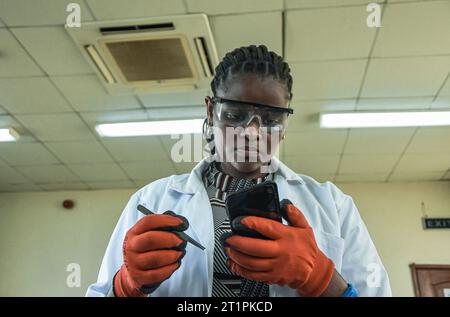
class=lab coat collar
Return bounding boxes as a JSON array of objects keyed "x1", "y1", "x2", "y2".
[{"x1": 168, "y1": 156, "x2": 304, "y2": 195}]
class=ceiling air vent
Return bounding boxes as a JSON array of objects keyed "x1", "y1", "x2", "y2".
[{"x1": 66, "y1": 14, "x2": 219, "y2": 95}]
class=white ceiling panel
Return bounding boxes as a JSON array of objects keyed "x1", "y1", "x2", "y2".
[
  {"x1": 86, "y1": 0, "x2": 186, "y2": 20},
  {"x1": 138, "y1": 89, "x2": 209, "y2": 108},
  {"x1": 120, "y1": 161, "x2": 176, "y2": 181},
  {"x1": 0, "y1": 114, "x2": 20, "y2": 128},
  {"x1": 146, "y1": 106, "x2": 205, "y2": 121},
  {"x1": 284, "y1": 130, "x2": 348, "y2": 156},
  {"x1": 15, "y1": 113, "x2": 96, "y2": 141},
  {"x1": 287, "y1": 99, "x2": 356, "y2": 132},
  {"x1": 339, "y1": 154, "x2": 400, "y2": 174},
  {"x1": 134, "y1": 179, "x2": 155, "y2": 188},
  {"x1": 439, "y1": 76, "x2": 450, "y2": 95},
  {"x1": 0, "y1": 182, "x2": 40, "y2": 192},
  {"x1": 286, "y1": 6, "x2": 376, "y2": 62},
  {"x1": 388, "y1": 0, "x2": 430, "y2": 2},
  {"x1": 52, "y1": 75, "x2": 141, "y2": 111},
  {"x1": 405, "y1": 127, "x2": 450, "y2": 155},
  {"x1": 361, "y1": 56, "x2": 450, "y2": 98},
  {"x1": 87, "y1": 180, "x2": 136, "y2": 190},
  {"x1": 432, "y1": 95, "x2": 450, "y2": 109},
  {"x1": 45, "y1": 141, "x2": 114, "y2": 164},
  {"x1": 39, "y1": 182, "x2": 90, "y2": 191},
  {"x1": 443, "y1": 170, "x2": 450, "y2": 180},
  {"x1": 186, "y1": 0, "x2": 283, "y2": 15},
  {"x1": 102, "y1": 137, "x2": 170, "y2": 162},
  {"x1": 284, "y1": 155, "x2": 340, "y2": 175},
  {"x1": 356, "y1": 96, "x2": 434, "y2": 111},
  {"x1": 0, "y1": 0, "x2": 448, "y2": 190},
  {"x1": 434, "y1": 76, "x2": 450, "y2": 108},
  {"x1": 335, "y1": 172, "x2": 388, "y2": 183},
  {"x1": 0, "y1": 29, "x2": 43, "y2": 77},
  {"x1": 159, "y1": 134, "x2": 207, "y2": 164},
  {"x1": 0, "y1": 114, "x2": 36, "y2": 142},
  {"x1": 0, "y1": 0, "x2": 94, "y2": 26},
  {"x1": 209, "y1": 12, "x2": 282, "y2": 60},
  {"x1": 173, "y1": 161, "x2": 199, "y2": 174},
  {"x1": 11, "y1": 27, "x2": 94, "y2": 76},
  {"x1": 304, "y1": 173, "x2": 336, "y2": 183},
  {"x1": 18, "y1": 165, "x2": 80, "y2": 183},
  {"x1": 0, "y1": 158, "x2": 8, "y2": 167},
  {"x1": 285, "y1": 0, "x2": 379, "y2": 9},
  {"x1": 389, "y1": 171, "x2": 446, "y2": 182},
  {"x1": 0, "y1": 166, "x2": 30, "y2": 183},
  {"x1": 290, "y1": 59, "x2": 367, "y2": 100},
  {"x1": 80, "y1": 109, "x2": 150, "y2": 126},
  {"x1": 67, "y1": 163, "x2": 129, "y2": 181},
  {"x1": 394, "y1": 154, "x2": 450, "y2": 173},
  {"x1": 0, "y1": 77, "x2": 72, "y2": 114},
  {"x1": 0, "y1": 142, "x2": 59, "y2": 166},
  {"x1": 373, "y1": 1, "x2": 450, "y2": 57},
  {"x1": 344, "y1": 128, "x2": 415, "y2": 154}
]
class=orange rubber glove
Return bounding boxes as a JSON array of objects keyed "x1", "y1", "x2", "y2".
[
  {"x1": 223, "y1": 200, "x2": 335, "y2": 297},
  {"x1": 113, "y1": 211, "x2": 188, "y2": 297}
]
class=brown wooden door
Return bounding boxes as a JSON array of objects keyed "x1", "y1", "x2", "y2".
[{"x1": 410, "y1": 264, "x2": 450, "y2": 297}]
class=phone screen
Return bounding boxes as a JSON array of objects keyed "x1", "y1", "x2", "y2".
[{"x1": 225, "y1": 181, "x2": 282, "y2": 238}]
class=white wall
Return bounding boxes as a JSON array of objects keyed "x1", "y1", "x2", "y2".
[
  {"x1": 0, "y1": 189, "x2": 134, "y2": 296},
  {"x1": 0, "y1": 181, "x2": 449, "y2": 296}
]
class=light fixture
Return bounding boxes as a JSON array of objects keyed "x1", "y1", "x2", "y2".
[
  {"x1": 96, "y1": 119, "x2": 204, "y2": 137},
  {"x1": 320, "y1": 111, "x2": 450, "y2": 128},
  {"x1": 0, "y1": 128, "x2": 19, "y2": 142}
]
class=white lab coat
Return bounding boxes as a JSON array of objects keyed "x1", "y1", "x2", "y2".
[{"x1": 86, "y1": 157, "x2": 392, "y2": 297}]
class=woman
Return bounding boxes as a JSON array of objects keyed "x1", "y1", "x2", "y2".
[{"x1": 87, "y1": 45, "x2": 391, "y2": 297}]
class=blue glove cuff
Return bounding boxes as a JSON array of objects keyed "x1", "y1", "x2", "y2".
[{"x1": 341, "y1": 283, "x2": 358, "y2": 297}]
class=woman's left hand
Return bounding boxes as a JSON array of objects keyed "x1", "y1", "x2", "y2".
[{"x1": 224, "y1": 202, "x2": 335, "y2": 297}]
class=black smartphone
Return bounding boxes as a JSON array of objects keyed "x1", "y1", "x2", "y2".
[{"x1": 225, "y1": 181, "x2": 282, "y2": 239}]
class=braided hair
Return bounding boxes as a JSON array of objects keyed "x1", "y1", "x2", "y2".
[
  {"x1": 205, "y1": 44, "x2": 293, "y2": 155},
  {"x1": 211, "y1": 44, "x2": 293, "y2": 100}
]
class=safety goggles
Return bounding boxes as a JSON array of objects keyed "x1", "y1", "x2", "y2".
[{"x1": 211, "y1": 96, "x2": 293, "y2": 131}]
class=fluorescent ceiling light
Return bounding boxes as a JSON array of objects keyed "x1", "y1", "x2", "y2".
[
  {"x1": 320, "y1": 111, "x2": 450, "y2": 128},
  {"x1": 0, "y1": 128, "x2": 19, "y2": 142},
  {"x1": 96, "y1": 119, "x2": 204, "y2": 137}
]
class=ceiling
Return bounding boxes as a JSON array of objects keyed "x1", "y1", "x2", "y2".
[{"x1": 0, "y1": 0, "x2": 449, "y2": 192}]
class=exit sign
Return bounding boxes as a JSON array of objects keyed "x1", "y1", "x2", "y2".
[{"x1": 423, "y1": 218, "x2": 450, "y2": 229}]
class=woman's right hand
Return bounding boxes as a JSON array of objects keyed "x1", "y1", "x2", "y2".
[{"x1": 113, "y1": 211, "x2": 189, "y2": 297}]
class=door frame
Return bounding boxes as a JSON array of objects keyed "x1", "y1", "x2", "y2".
[{"x1": 410, "y1": 263, "x2": 450, "y2": 297}]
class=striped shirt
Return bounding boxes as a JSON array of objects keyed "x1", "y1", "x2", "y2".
[{"x1": 202, "y1": 162, "x2": 273, "y2": 297}]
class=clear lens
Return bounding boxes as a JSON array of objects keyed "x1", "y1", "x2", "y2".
[{"x1": 215, "y1": 101, "x2": 288, "y2": 131}]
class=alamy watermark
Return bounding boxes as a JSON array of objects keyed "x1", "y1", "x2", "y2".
[
  {"x1": 367, "y1": 3, "x2": 382, "y2": 28},
  {"x1": 366, "y1": 262, "x2": 382, "y2": 288},
  {"x1": 170, "y1": 126, "x2": 283, "y2": 173},
  {"x1": 66, "y1": 3, "x2": 81, "y2": 28},
  {"x1": 66, "y1": 262, "x2": 81, "y2": 288}
]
